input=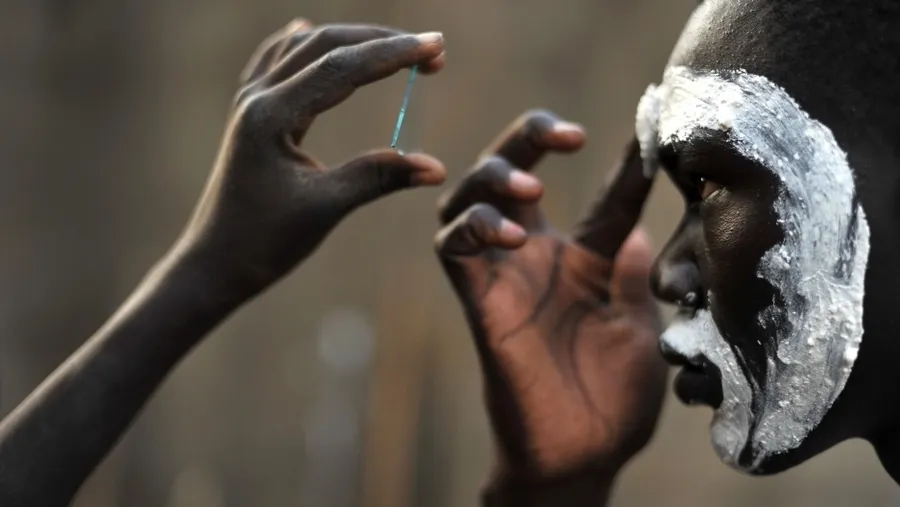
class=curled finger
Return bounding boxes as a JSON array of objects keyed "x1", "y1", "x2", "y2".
[
  {"x1": 240, "y1": 18, "x2": 312, "y2": 85},
  {"x1": 435, "y1": 204, "x2": 527, "y2": 258},
  {"x1": 264, "y1": 24, "x2": 443, "y2": 85},
  {"x1": 437, "y1": 156, "x2": 543, "y2": 225},
  {"x1": 270, "y1": 32, "x2": 444, "y2": 133},
  {"x1": 482, "y1": 109, "x2": 586, "y2": 171}
]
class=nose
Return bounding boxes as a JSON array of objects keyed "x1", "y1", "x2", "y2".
[{"x1": 652, "y1": 222, "x2": 702, "y2": 306}]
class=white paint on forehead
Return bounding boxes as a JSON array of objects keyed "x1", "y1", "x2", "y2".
[
  {"x1": 635, "y1": 86, "x2": 662, "y2": 178},
  {"x1": 639, "y1": 66, "x2": 870, "y2": 470}
]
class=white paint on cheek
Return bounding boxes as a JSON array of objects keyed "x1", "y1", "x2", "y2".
[
  {"x1": 641, "y1": 66, "x2": 870, "y2": 471},
  {"x1": 661, "y1": 308, "x2": 753, "y2": 466}
]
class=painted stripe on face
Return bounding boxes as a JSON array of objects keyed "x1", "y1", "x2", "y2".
[{"x1": 637, "y1": 66, "x2": 870, "y2": 471}]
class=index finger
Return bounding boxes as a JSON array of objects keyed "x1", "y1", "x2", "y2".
[
  {"x1": 480, "y1": 109, "x2": 586, "y2": 171},
  {"x1": 269, "y1": 32, "x2": 444, "y2": 127},
  {"x1": 572, "y1": 137, "x2": 655, "y2": 259}
]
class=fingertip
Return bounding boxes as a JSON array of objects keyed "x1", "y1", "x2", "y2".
[
  {"x1": 404, "y1": 152, "x2": 447, "y2": 186},
  {"x1": 624, "y1": 226, "x2": 653, "y2": 250},
  {"x1": 287, "y1": 17, "x2": 312, "y2": 32},
  {"x1": 549, "y1": 120, "x2": 587, "y2": 149},
  {"x1": 415, "y1": 31, "x2": 444, "y2": 45},
  {"x1": 615, "y1": 227, "x2": 656, "y2": 275},
  {"x1": 498, "y1": 218, "x2": 528, "y2": 247},
  {"x1": 552, "y1": 120, "x2": 585, "y2": 135},
  {"x1": 415, "y1": 32, "x2": 445, "y2": 58},
  {"x1": 419, "y1": 51, "x2": 446, "y2": 74},
  {"x1": 507, "y1": 170, "x2": 544, "y2": 199}
]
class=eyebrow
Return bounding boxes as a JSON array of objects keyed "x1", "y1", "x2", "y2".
[{"x1": 661, "y1": 128, "x2": 767, "y2": 183}]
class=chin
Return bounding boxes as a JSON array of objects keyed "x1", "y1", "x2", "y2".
[
  {"x1": 701, "y1": 398, "x2": 828, "y2": 475},
  {"x1": 660, "y1": 299, "x2": 866, "y2": 475},
  {"x1": 736, "y1": 444, "x2": 819, "y2": 475}
]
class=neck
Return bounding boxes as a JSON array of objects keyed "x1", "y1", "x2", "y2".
[{"x1": 873, "y1": 427, "x2": 900, "y2": 484}]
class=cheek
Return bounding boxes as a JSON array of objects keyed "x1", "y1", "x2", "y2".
[{"x1": 700, "y1": 190, "x2": 782, "y2": 387}]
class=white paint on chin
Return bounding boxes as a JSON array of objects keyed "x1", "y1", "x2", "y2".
[
  {"x1": 662, "y1": 308, "x2": 753, "y2": 466},
  {"x1": 638, "y1": 66, "x2": 870, "y2": 471}
]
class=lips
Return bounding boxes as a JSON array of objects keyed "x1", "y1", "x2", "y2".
[{"x1": 659, "y1": 340, "x2": 724, "y2": 407}]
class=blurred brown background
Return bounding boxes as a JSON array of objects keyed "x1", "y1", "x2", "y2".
[{"x1": 0, "y1": 0, "x2": 896, "y2": 506}]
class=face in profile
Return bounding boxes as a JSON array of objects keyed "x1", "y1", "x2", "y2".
[{"x1": 642, "y1": 0, "x2": 900, "y2": 474}]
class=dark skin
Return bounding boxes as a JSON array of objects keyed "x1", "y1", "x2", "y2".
[
  {"x1": 7, "y1": 1, "x2": 899, "y2": 505},
  {"x1": 654, "y1": 0, "x2": 900, "y2": 477},
  {"x1": 440, "y1": 0, "x2": 900, "y2": 503},
  {"x1": 435, "y1": 113, "x2": 668, "y2": 506},
  {"x1": 0, "y1": 20, "x2": 446, "y2": 506}
]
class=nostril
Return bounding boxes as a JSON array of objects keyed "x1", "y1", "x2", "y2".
[
  {"x1": 652, "y1": 261, "x2": 701, "y2": 305},
  {"x1": 680, "y1": 291, "x2": 698, "y2": 307}
]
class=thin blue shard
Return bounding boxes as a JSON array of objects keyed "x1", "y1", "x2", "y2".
[{"x1": 390, "y1": 65, "x2": 418, "y2": 151}]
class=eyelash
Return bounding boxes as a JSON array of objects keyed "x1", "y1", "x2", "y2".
[{"x1": 687, "y1": 172, "x2": 722, "y2": 200}]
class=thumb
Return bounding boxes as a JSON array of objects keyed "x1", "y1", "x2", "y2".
[
  {"x1": 610, "y1": 227, "x2": 657, "y2": 310},
  {"x1": 328, "y1": 149, "x2": 446, "y2": 209}
]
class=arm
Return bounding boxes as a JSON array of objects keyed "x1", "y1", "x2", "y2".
[
  {"x1": 0, "y1": 19, "x2": 446, "y2": 506},
  {"x1": 0, "y1": 249, "x2": 237, "y2": 505}
]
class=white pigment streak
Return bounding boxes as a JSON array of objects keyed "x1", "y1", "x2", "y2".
[
  {"x1": 639, "y1": 66, "x2": 870, "y2": 471},
  {"x1": 660, "y1": 308, "x2": 753, "y2": 466},
  {"x1": 635, "y1": 84, "x2": 662, "y2": 178}
]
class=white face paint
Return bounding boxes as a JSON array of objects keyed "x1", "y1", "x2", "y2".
[{"x1": 636, "y1": 66, "x2": 870, "y2": 471}]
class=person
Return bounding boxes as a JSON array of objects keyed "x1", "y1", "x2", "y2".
[
  {"x1": 6, "y1": 0, "x2": 900, "y2": 504},
  {"x1": 434, "y1": 114, "x2": 667, "y2": 505},
  {"x1": 435, "y1": 0, "x2": 900, "y2": 505},
  {"x1": 0, "y1": 20, "x2": 447, "y2": 506}
]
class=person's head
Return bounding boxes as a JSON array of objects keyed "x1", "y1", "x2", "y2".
[{"x1": 641, "y1": 0, "x2": 900, "y2": 475}]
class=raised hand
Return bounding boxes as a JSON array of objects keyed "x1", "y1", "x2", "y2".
[
  {"x1": 435, "y1": 111, "x2": 668, "y2": 506},
  {"x1": 178, "y1": 19, "x2": 447, "y2": 301},
  {"x1": 0, "y1": 20, "x2": 445, "y2": 507}
]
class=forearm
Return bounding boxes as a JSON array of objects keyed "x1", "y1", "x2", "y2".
[
  {"x1": 481, "y1": 466, "x2": 615, "y2": 507},
  {"x1": 0, "y1": 248, "x2": 244, "y2": 506}
]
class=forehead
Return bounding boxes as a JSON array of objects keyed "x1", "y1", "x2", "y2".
[{"x1": 666, "y1": 0, "x2": 900, "y2": 152}]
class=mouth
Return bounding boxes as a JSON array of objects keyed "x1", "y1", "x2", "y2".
[{"x1": 660, "y1": 328, "x2": 724, "y2": 408}]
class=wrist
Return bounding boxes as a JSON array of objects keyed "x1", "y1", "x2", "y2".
[
  {"x1": 148, "y1": 243, "x2": 252, "y2": 324},
  {"x1": 482, "y1": 465, "x2": 616, "y2": 507},
  {"x1": 161, "y1": 237, "x2": 266, "y2": 311}
]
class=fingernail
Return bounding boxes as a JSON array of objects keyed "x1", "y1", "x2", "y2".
[
  {"x1": 499, "y1": 219, "x2": 527, "y2": 238},
  {"x1": 508, "y1": 170, "x2": 542, "y2": 193},
  {"x1": 405, "y1": 153, "x2": 447, "y2": 186},
  {"x1": 553, "y1": 121, "x2": 584, "y2": 134},
  {"x1": 416, "y1": 32, "x2": 444, "y2": 44},
  {"x1": 288, "y1": 18, "x2": 311, "y2": 30},
  {"x1": 629, "y1": 227, "x2": 653, "y2": 248}
]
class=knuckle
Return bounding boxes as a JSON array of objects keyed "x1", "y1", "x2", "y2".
[
  {"x1": 520, "y1": 109, "x2": 559, "y2": 142},
  {"x1": 434, "y1": 229, "x2": 452, "y2": 255},
  {"x1": 475, "y1": 155, "x2": 510, "y2": 174},
  {"x1": 311, "y1": 25, "x2": 340, "y2": 46},
  {"x1": 239, "y1": 92, "x2": 269, "y2": 119},
  {"x1": 233, "y1": 92, "x2": 277, "y2": 142},
  {"x1": 436, "y1": 188, "x2": 456, "y2": 215},
  {"x1": 466, "y1": 203, "x2": 496, "y2": 225},
  {"x1": 317, "y1": 46, "x2": 353, "y2": 79},
  {"x1": 233, "y1": 84, "x2": 256, "y2": 107},
  {"x1": 521, "y1": 108, "x2": 559, "y2": 126},
  {"x1": 469, "y1": 156, "x2": 512, "y2": 188}
]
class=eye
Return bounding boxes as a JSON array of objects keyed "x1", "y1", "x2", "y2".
[{"x1": 690, "y1": 174, "x2": 723, "y2": 200}]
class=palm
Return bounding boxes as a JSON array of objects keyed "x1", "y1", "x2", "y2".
[
  {"x1": 437, "y1": 112, "x2": 667, "y2": 481},
  {"x1": 451, "y1": 231, "x2": 664, "y2": 475}
]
